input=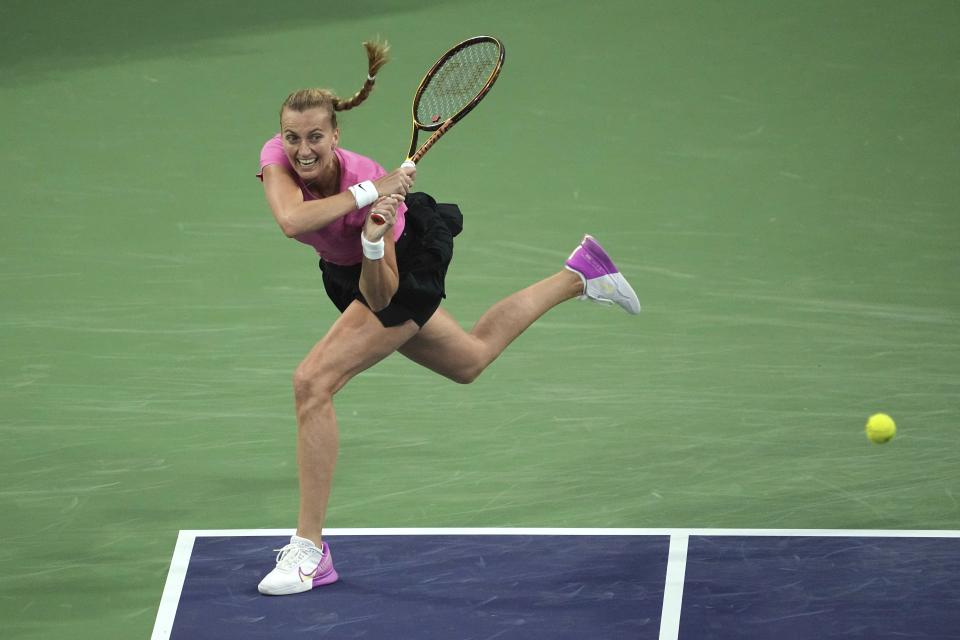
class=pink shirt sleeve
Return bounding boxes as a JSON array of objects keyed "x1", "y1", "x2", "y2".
[{"x1": 256, "y1": 134, "x2": 289, "y2": 180}]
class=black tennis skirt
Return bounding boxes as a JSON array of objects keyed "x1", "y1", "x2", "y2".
[{"x1": 318, "y1": 192, "x2": 463, "y2": 328}]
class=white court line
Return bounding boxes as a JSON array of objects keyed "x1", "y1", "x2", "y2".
[
  {"x1": 151, "y1": 530, "x2": 196, "y2": 640},
  {"x1": 659, "y1": 534, "x2": 689, "y2": 640},
  {"x1": 177, "y1": 526, "x2": 960, "y2": 538},
  {"x1": 151, "y1": 527, "x2": 960, "y2": 640}
]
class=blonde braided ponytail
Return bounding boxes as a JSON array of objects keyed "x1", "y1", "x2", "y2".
[
  {"x1": 333, "y1": 40, "x2": 391, "y2": 112},
  {"x1": 280, "y1": 40, "x2": 390, "y2": 127}
]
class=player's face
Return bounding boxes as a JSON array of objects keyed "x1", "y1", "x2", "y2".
[{"x1": 280, "y1": 107, "x2": 340, "y2": 182}]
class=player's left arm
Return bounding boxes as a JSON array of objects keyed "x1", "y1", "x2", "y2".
[{"x1": 358, "y1": 195, "x2": 403, "y2": 311}]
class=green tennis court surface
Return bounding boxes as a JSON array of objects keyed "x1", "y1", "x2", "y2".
[{"x1": 2, "y1": 1, "x2": 958, "y2": 638}]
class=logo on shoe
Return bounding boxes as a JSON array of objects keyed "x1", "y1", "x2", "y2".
[{"x1": 298, "y1": 563, "x2": 322, "y2": 582}]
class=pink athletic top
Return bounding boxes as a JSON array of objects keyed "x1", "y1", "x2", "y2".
[{"x1": 257, "y1": 134, "x2": 406, "y2": 265}]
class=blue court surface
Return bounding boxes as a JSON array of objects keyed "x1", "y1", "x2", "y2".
[{"x1": 152, "y1": 528, "x2": 960, "y2": 639}]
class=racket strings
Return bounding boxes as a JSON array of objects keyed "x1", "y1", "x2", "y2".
[{"x1": 416, "y1": 42, "x2": 500, "y2": 124}]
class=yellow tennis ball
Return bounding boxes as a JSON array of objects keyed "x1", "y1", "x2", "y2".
[{"x1": 865, "y1": 413, "x2": 896, "y2": 444}]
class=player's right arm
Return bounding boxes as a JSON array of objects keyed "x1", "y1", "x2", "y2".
[
  {"x1": 261, "y1": 164, "x2": 416, "y2": 237},
  {"x1": 261, "y1": 164, "x2": 357, "y2": 237}
]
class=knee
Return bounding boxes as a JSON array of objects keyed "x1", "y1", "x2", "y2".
[
  {"x1": 446, "y1": 343, "x2": 494, "y2": 385},
  {"x1": 292, "y1": 354, "x2": 336, "y2": 406},
  {"x1": 449, "y1": 362, "x2": 484, "y2": 385}
]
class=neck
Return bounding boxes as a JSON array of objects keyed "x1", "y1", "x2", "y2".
[{"x1": 308, "y1": 153, "x2": 340, "y2": 196}]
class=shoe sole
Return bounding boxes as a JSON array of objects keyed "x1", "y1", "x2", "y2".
[{"x1": 257, "y1": 567, "x2": 339, "y2": 596}]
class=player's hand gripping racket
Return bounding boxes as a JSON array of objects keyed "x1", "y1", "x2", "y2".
[{"x1": 371, "y1": 35, "x2": 505, "y2": 224}]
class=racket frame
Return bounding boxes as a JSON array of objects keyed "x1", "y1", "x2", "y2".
[
  {"x1": 370, "y1": 36, "x2": 505, "y2": 225},
  {"x1": 406, "y1": 35, "x2": 505, "y2": 163}
]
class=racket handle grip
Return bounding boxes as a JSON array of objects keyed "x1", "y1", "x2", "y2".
[{"x1": 371, "y1": 160, "x2": 416, "y2": 224}]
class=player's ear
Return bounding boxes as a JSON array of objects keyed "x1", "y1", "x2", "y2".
[{"x1": 332, "y1": 128, "x2": 340, "y2": 148}]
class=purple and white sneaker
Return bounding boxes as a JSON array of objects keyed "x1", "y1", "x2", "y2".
[
  {"x1": 257, "y1": 536, "x2": 339, "y2": 596},
  {"x1": 565, "y1": 235, "x2": 641, "y2": 315}
]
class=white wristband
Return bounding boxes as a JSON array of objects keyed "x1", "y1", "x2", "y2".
[
  {"x1": 348, "y1": 180, "x2": 378, "y2": 209},
  {"x1": 361, "y1": 233, "x2": 385, "y2": 260}
]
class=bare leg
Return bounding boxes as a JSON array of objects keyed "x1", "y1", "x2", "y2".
[
  {"x1": 399, "y1": 270, "x2": 582, "y2": 383},
  {"x1": 293, "y1": 301, "x2": 420, "y2": 544}
]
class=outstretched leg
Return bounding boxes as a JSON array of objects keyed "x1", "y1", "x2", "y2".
[
  {"x1": 399, "y1": 270, "x2": 581, "y2": 382},
  {"x1": 400, "y1": 234, "x2": 640, "y2": 382}
]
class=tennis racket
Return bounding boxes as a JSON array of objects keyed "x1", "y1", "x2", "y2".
[{"x1": 371, "y1": 35, "x2": 505, "y2": 223}]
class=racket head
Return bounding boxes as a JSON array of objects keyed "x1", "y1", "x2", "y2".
[{"x1": 411, "y1": 36, "x2": 505, "y2": 133}]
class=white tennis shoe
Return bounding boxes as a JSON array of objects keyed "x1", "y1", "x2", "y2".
[
  {"x1": 565, "y1": 235, "x2": 641, "y2": 315},
  {"x1": 257, "y1": 535, "x2": 338, "y2": 596}
]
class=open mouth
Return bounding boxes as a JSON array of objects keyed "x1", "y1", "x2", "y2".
[{"x1": 297, "y1": 158, "x2": 317, "y2": 169}]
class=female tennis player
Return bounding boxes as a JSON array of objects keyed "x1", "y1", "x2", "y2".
[{"x1": 255, "y1": 41, "x2": 641, "y2": 595}]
